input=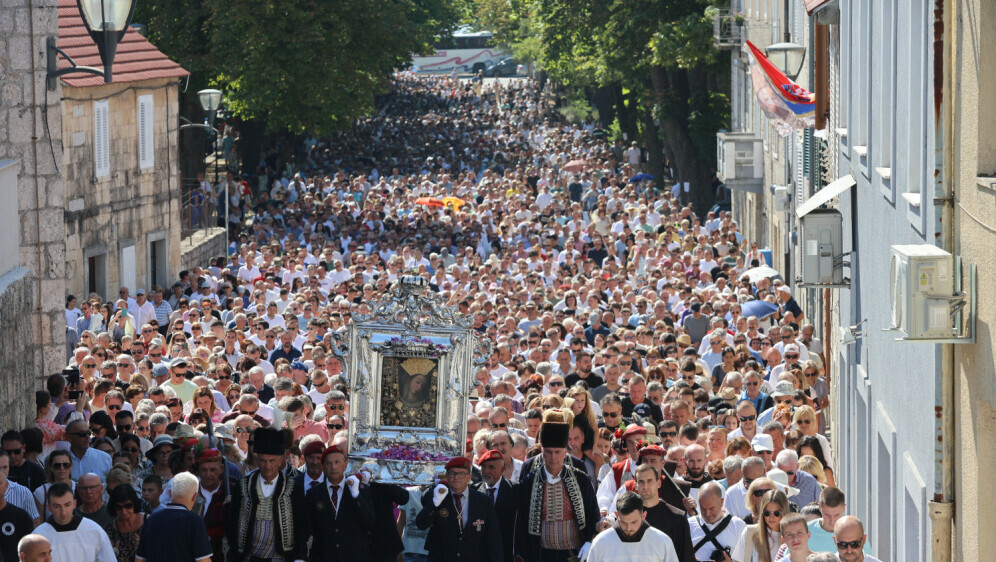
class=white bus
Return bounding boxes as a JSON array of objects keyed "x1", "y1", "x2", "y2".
[{"x1": 411, "y1": 29, "x2": 509, "y2": 75}]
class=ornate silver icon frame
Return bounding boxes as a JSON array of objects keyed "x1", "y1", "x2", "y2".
[{"x1": 343, "y1": 276, "x2": 491, "y2": 484}]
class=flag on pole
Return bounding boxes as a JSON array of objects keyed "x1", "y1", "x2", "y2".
[{"x1": 745, "y1": 40, "x2": 815, "y2": 136}]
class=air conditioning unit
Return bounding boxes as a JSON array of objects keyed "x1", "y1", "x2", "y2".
[
  {"x1": 888, "y1": 245, "x2": 955, "y2": 340},
  {"x1": 772, "y1": 185, "x2": 791, "y2": 212},
  {"x1": 717, "y1": 133, "x2": 763, "y2": 182}
]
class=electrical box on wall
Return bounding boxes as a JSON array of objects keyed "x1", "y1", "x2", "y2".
[{"x1": 798, "y1": 209, "x2": 848, "y2": 287}]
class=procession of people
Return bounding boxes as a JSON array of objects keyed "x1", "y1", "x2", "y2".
[{"x1": 13, "y1": 72, "x2": 873, "y2": 562}]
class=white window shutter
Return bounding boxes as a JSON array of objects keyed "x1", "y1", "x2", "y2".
[
  {"x1": 120, "y1": 244, "x2": 137, "y2": 293},
  {"x1": 94, "y1": 100, "x2": 110, "y2": 177},
  {"x1": 138, "y1": 95, "x2": 154, "y2": 169}
]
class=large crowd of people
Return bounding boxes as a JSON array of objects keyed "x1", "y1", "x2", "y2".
[{"x1": 10, "y1": 72, "x2": 876, "y2": 562}]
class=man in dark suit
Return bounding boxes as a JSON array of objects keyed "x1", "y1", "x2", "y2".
[
  {"x1": 296, "y1": 445, "x2": 376, "y2": 562},
  {"x1": 514, "y1": 422, "x2": 600, "y2": 562},
  {"x1": 366, "y1": 480, "x2": 410, "y2": 562},
  {"x1": 476, "y1": 449, "x2": 516, "y2": 562},
  {"x1": 416, "y1": 456, "x2": 503, "y2": 562}
]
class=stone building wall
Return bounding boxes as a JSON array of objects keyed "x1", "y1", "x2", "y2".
[
  {"x1": 0, "y1": 0, "x2": 68, "y2": 428},
  {"x1": 180, "y1": 228, "x2": 227, "y2": 274},
  {"x1": 62, "y1": 78, "x2": 182, "y2": 299}
]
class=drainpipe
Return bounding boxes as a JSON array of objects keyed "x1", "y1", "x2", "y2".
[{"x1": 929, "y1": 0, "x2": 954, "y2": 560}]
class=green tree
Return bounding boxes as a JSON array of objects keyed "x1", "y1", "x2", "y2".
[
  {"x1": 475, "y1": 0, "x2": 730, "y2": 211},
  {"x1": 135, "y1": 0, "x2": 460, "y2": 134}
]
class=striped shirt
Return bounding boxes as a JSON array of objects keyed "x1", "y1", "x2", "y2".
[
  {"x1": 153, "y1": 300, "x2": 173, "y2": 325},
  {"x1": 6, "y1": 481, "x2": 40, "y2": 519}
]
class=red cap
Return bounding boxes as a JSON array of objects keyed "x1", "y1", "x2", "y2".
[
  {"x1": 638, "y1": 444, "x2": 666, "y2": 458},
  {"x1": 321, "y1": 445, "x2": 347, "y2": 463},
  {"x1": 194, "y1": 447, "x2": 222, "y2": 464},
  {"x1": 478, "y1": 449, "x2": 504, "y2": 465},
  {"x1": 445, "y1": 457, "x2": 472, "y2": 471},
  {"x1": 302, "y1": 441, "x2": 325, "y2": 457},
  {"x1": 621, "y1": 425, "x2": 648, "y2": 440}
]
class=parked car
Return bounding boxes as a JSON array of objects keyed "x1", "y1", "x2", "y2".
[{"x1": 483, "y1": 58, "x2": 519, "y2": 77}]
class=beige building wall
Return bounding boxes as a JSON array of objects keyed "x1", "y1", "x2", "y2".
[
  {"x1": 950, "y1": 0, "x2": 996, "y2": 560},
  {"x1": 62, "y1": 78, "x2": 182, "y2": 300}
]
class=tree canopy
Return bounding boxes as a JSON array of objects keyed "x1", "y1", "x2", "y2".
[
  {"x1": 476, "y1": 0, "x2": 730, "y2": 211},
  {"x1": 135, "y1": 0, "x2": 461, "y2": 133}
]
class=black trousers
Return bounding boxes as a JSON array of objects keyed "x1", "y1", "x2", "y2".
[{"x1": 540, "y1": 548, "x2": 574, "y2": 562}]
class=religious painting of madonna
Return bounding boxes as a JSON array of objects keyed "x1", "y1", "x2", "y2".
[{"x1": 380, "y1": 356, "x2": 439, "y2": 428}]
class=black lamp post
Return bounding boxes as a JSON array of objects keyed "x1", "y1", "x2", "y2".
[{"x1": 47, "y1": 0, "x2": 137, "y2": 90}]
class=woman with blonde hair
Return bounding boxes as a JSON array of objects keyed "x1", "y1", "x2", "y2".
[
  {"x1": 105, "y1": 463, "x2": 136, "y2": 492},
  {"x1": 792, "y1": 405, "x2": 832, "y2": 470},
  {"x1": 797, "y1": 455, "x2": 827, "y2": 486},
  {"x1": 733, "y1": 488, "x2": 790, "y2": 561}
]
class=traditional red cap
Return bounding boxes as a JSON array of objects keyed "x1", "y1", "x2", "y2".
[
  {"x1": 638, "y1": 444, "x2": 666, "y2": 458},
  {"x1": 194, "y1": 447, "x2": 222, "y2": 464},
  {"x1": 321, "y1": 445, "x2": 347, "y2": 463},
  {"x1": 621, "y1": 425, "x2": 649, "y2": 440},
  {"x1": 445, "y1": 456, "x2": 472, "y2": 471},
  {"x1": 478, "y1": 449, "x2": 504, "y2": 465},
  {"x1": 302, "y1": 441, "x2": 325, "y2": 457}
]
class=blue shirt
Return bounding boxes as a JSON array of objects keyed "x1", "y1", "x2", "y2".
[
  {"x1": 70, "y1": 448, "x2": 113, "y2": 483},
  {"x1": 788, "y1": 469, "x2": 822, "y2": 508},
  {"x1": 807, "y1": 519, "x2": 873, "y2": 554}
]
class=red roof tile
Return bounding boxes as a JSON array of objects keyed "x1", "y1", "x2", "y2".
[
  {"x1": 804, "y1": 0, "x2": 832, "y2": 15},
  {"x1": 57, "y1": 0, "x2": 189, "y2": 88}
]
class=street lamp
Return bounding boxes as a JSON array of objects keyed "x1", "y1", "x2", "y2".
[
  {"x1": 198, "y1": 90, "x2": 223, "y2": 122},
  {"x1": 765, "y1": 42, "x2": 807, "y2": 81},
  {"x1": 47, "y1": 0, "x2": 137, "y2": 90},
  {"x1": 197, "y1": 89, "x2": 227, "y2": 253}
]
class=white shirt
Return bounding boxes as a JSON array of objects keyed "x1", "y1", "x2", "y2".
[
  {"x1": 260, "y1": 475, "x2": 278, "y2": 498},
  {"x1": 587, "y1": 524, "x2": 679, "y2": 562},
  {"x1": 303, "y1": 471, "x2": 325, "y2": 493},
  {"x1": 200, "y1": 484, "x2": 221, "y2": 515},
  {"x1": 723, "y1": 481, "x2": 751, "y2": 519},
  {"x1": 451, "y1": 489, "x2": 469, "y2": 527},
  {"x1": 687, "y1": 513, "x2": 746, "y2": 560},
  {"x1": 135, "y1": 300, "x2": 157, "y2": 328},
  {"x1": 36, "y1": 516, "x2": 117, "y2": 562},
  {"x1": 596, "y1": 458, "x2": 633, "y2": 512},
  {"x1": 328, "y1": 480, "x2": 344, "y2": 515},
  {"x1": 732, "y1": 528, "x2": 780, "y2": 562}
]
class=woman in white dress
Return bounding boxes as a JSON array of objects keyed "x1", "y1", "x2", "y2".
[{"x1": 732, "y1": 489, "x2": 790, "y2": 562}]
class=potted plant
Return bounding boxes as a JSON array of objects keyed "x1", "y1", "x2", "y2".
[{"x1": 731, "y1": 11, "x2": 746, "y2": 26}]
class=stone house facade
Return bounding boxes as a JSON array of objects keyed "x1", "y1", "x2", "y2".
[
  {"x1": 0, "y1": 0, "x2": 68, "y2": 428},
  {"x1": 57, "y1": 0, "x2": 188, "y2": 300}
]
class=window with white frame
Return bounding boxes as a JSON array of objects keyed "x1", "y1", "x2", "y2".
[
  {"x1": 137, "y1": 95, "x2": 154, "y2": 170},
  {"x1": 93, "y1": 100, "x2": 110, "y2": 178}
]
